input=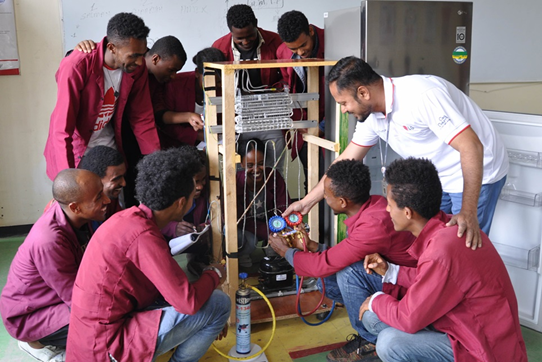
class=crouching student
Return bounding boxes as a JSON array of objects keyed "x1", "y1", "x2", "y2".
[
  {"x1": 268, "y1": 160, "x2": 416, "y2": 362},
  {"x1": 359, "y1": 157, "x2": 527, "y2": 362},
  {"x1": 0, "y1": 169, "x2": 110, "y2": 362},
  {"x1": 66, "y1": 148, "x2": 230, "y2": 362},
  {"x1": 79, "y1": 145, "x2": 212, "y2": 275}
]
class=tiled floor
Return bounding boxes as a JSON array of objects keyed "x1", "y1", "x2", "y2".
[{"x1": 1, "y1": 236, "x2": 541, "y2": 362}]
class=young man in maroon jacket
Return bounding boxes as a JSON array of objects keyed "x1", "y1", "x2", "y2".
[
  {"x1": 359, "y1": 158, "x2": 526, "y2": 362},
  {"x1": 212, "y1": 4, "x2": 286, "y2": 175},
  {"x1": 66, "y1": 148, "x2": 229, "y2": 362},
  {"x1": 0, "y1": 169, "x2": 110, "y2": 362},
  {"x1": 276, "y1": 10, "x2": 326, "y2": 208},
  {"x1": 74, "y1": 34, "x2": 188, "y2": 206},
  {"x1": 212, "y1": 4, "x2": 282, "y2": 88},
  {"x1": 269, "y1": 160, "x2": 416, "y2": 362},
  {"x1": 44, "y1": 12, "x2": 160, "y2": 181}
]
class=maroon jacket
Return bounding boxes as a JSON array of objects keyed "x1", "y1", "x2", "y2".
[
  {"x1": 374, "y1": 211, "x2": 527, "y2": 362},
  {"x1": 276, "y1": 25, "x2": 326, "y2": 160},
  {"x1": 293, "y1": 196, "x2": 416, "y2": 280},
  {"x1": 0, "y1": 202, "x2": 84, "y2": 341},
  {"x1": 212, "y1": 27, "x2": 283, "y2": 88},
  {"x1": 44, "y1": 37, "x2": 160, "y2": 180},
  {"x1": 67, "y1": 205, "x2": 220, "y2": 361},
  {"x1": 160, "y1": 71, "x2": 199, "y2": 148}
]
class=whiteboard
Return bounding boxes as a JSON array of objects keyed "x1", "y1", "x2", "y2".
[
  {"x1": 60, "y1": 0, "x2": 542, "y2": 83},
  {"x1": 61, "y1": 0, "x2": 359, "y2": 68}
]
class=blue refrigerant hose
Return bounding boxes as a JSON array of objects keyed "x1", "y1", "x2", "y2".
[{"x1": 296, "y1": 275, "x2": 336, "y2": 326}]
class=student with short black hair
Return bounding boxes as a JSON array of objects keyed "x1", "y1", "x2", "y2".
[
  {"x1": 44, "y1": 12, "x2": 160, "y2": 182},
  {"x1": 359, "y1": 157, "x2": 527, "y2": 362},
  {"x1": 0, "y1": 170, "x2": 110, "y2": 362},
  {"x1": 78, "y1": 145, "x2": 126, "y2": 225},
  {"x1": 213, "y1": 5, "x2": 287, "y2": 175},
  {"x1": 66, "y1": 148, "x2": 230, "y2": 362},
  {"x1": 269, "y1": 160, "x2": 416, "y2": 362},
  {"x1": 236, "y1": 138, "x2": 291, "y2": 267},
  {"x1": 213, "y1": 4, "x2": 282, "y2": 89},
  {"x1": 276, "y1": 10, "x2": 327, "y2": 192},
  {"x1": 161, "y1": 47, "x2": 226, "y2": 148}
]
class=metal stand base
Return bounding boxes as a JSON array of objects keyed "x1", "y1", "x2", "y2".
[{"x1": 228, "y1": 343, "x2": 269, "y2": 362}]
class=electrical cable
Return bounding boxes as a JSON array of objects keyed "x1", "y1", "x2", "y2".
[{"x1": 212, "y1": 285, "x2": 276, "y2": 361}]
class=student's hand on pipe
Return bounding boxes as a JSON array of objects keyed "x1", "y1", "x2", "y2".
[
  {"x1": 268, "y1": 233, "x2": 289, "y2": 257},
  {"x1": 75, "y1": 40, "x2": 96, "y2": 53},
  {"x1": 175, "y1": 221, "x2": 196, "y2": 237},
  {"x1": 446, "y1": 211, "x2": 482, "y2": 250},
  {"x1": 364, "y1": 253, "x2": 388, "y2": 276},
  {"x1": 359, "y1": 296, "x2": 372, "y2": 320},
  {"x1": 215, "y1": 324, "x2": 228, "y2": 341}
]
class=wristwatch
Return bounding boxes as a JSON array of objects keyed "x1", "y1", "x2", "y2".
[{"x1": 203, "y1": 266, "x2": 222, "y2": 279}]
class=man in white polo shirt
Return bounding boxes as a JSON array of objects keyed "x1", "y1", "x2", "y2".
[{"x1": 285, "y1": 56, "x2": 508, "y2": 250}]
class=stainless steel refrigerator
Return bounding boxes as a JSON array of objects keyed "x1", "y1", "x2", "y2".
[
  {"x1": 324, "y1": 1, "x2": 473, "y2": 196},
  {"x1": 323, "y1": 2, "x2": 542, "y2": 332}
]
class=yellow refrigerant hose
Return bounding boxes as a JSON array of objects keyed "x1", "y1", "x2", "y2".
[{"x1": 212, "y1": 285, "x2": 276, "y2": 361}]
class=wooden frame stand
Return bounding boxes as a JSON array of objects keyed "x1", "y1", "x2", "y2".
[{"x1": 203, "y1": 59, "x2": 338, "y2": 324}]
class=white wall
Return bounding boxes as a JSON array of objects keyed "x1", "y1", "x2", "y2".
[
  {"x1": 0, "y1": 0, "x2": 63, "y2": 226},
  {"x1": 0, "y1": 0, "x2": 541, "y2": 226},
  {"x1": 470, "y1": 82, "x2": 542, "y2": 115}
]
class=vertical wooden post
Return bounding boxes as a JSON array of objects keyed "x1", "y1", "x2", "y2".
[
  {"x1": 203, "y1": 64, "x2": 222, "y2": 263},
  {"x1": 221, "y1": 67, "x2": 239, "y2": 325},
  {"x1": 306, "y1": 66, "x2": 320, "y2": 241}
]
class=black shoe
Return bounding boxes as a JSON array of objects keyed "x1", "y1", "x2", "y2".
[{"x1": 326, "y1": 334, "x2": 379, "y2": 362}]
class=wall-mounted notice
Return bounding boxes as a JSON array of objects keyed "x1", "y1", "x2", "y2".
[{"x1": 0, "y1": 0, "x2": 20, "y2": 75}]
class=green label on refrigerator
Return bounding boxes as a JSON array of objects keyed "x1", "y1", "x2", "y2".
[{"x1": 452, "y1": 46, "x2": 468, "y2": 64}]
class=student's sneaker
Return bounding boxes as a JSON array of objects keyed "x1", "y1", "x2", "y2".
[
  {"x1": 326, "y1": 334, "x2": 380, "y2": 362},
  {"x1": 18, "y1": 341, "x2": 65, "y2": 362},
  {"x1": 50, "y1": 350, "x2": 66, "y2": 362}
]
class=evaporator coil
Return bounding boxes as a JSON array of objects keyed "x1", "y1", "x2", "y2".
[{"x1": 234, "y1": 88, "x2": 293, "y2": 133}]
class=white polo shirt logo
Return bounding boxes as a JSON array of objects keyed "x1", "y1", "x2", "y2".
[{"x1": 438, "y1": 115, "x2": 451, "y2": 128}]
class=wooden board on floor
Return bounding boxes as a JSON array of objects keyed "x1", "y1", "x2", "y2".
[{"x1": 251, "y1": 291, "x2": 334, "y2": 324}]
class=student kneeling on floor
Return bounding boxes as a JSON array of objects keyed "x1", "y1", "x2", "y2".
[
  {"x1": 0, "y1": 169, "x2": 110, "y2": 362},
  {"x1": 359, "y1": 157, "x2": 527, "y2": 362},
  {"x1": 66, "y1": 148, "x2": 230, "y2": 362}
]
